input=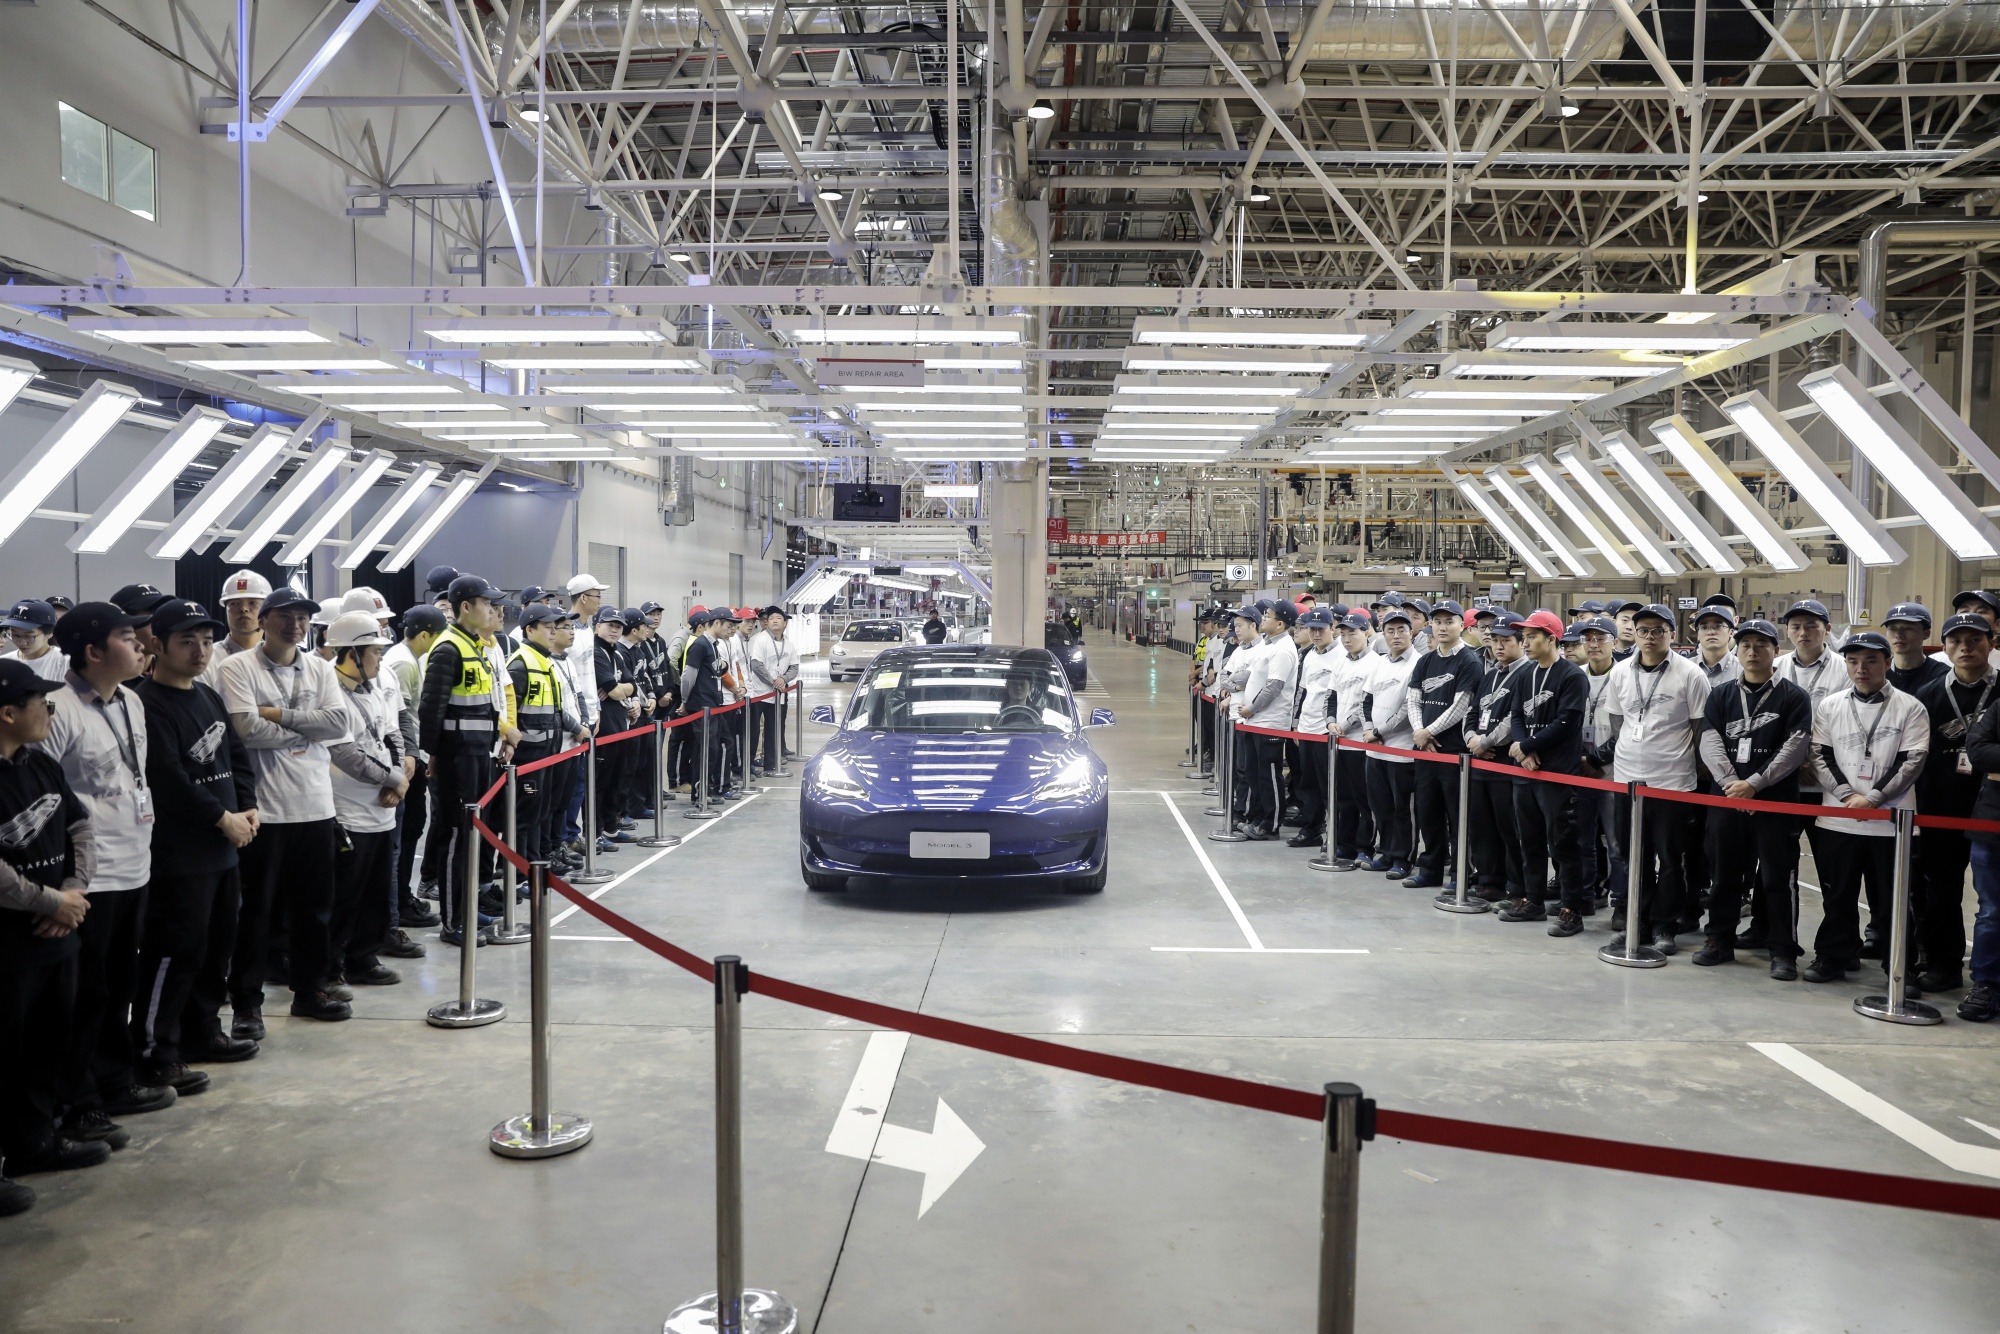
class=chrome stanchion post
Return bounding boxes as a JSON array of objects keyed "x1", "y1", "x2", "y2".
[
  {"x1": 492, "y1": 861, "x2": 594, "y2": 1158},
  {"x1": 570, "y1": 733, "x2": 615, "y2": 885},
  {"x1": 685, "y1": 709, "x2": 721, "y2": 821},
  {"x1": 1856, "y1": 807, "x2": 1943, "y2": 1024},
  {"x1": 770, "y1": 687, "x2": 794, "y2": 778},
  {"x1": 1203, "y1": 699, "x2": 1229, "y2": 815},
  {"x1": 1308, "y1": 734, "x2": 1338, "y2": 873},
  {"x1": 1316, "y1": 1082, "x2": 1372, "y2": 1334},
  {"x1": 1208, "y1": 715, "x2": 1247, "y2": 843},
  {"x1": 1199, "y1": 695, "x2": 1219, "y2": 792},
  {"x1": 665, "y1": 956, "x2": 797, "y2": 1334},
  {"x1": 1437, "y1": 752, "x2": 1490, "y2": 914},
  {"x1": 491, "y1": 765, "x2": 530, "y2": 944},
  {"x1": 426, "y1": 803, "x2": 507, "y2": 1028},
  {"x1": 1600, "y1": 782, "x2": 1666, "y2": 967},
  {"x1": 639, "y1": 721, "x2": 683, "y2": 848},
  {"x1": 791, "y1": 680, "x2": 804, "y2": 759},
  {"x1": 1178, "y1": 687, "x2": 1198, "y2": 766},
  {"x1": 739, "y1": 701, "x2": 760, "y2": 795}
]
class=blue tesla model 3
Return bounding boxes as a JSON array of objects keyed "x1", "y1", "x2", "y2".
[{"x1": 800, "y1": 645, "x2": 1114, "y2": 893}]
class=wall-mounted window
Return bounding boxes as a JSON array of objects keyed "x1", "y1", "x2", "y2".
[{"x1": 59, "y1": 103, "x2": 155, "y2": 221}]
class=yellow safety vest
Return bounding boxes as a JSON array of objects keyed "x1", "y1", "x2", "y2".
[
  {"x1": 438, "y1": 622, "x2": 496, "y2": 737},
  {"x1": 509, "y1": 640, "x2": 563, "y2": 745}
]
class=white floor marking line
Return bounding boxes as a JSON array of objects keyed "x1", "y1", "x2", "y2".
[
  {"x1": 550, "y1": 792, "x2": 763, "y2": 926},
  {"x1": 1750, "y1": 1041, "x2": 2000, "y2": 1179},
  {"x1": 551, "y1": 935, "x2": 634, "y2": 942},
  {"x1": 1158, "y1": 790, "x2": 1264, "y2": 950},
  {"x1": 1150, "y1": 946, "x2": 1369, "y2": 954},
  {"x1": 825, "y1": 1031, "x2": 985, "y2": 1217}
]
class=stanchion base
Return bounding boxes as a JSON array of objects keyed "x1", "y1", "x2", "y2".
[
  {"x1": 425, "y1": 997, "x2": 507, "y2": 1028},
  {"x1": 1597, "y1": 942, "x2": 1669, "y2": 969},
  {"x1": 637, "y1": 833, "x2": 684, "y2": 848},
  {"x1": 487, "y1": 923, "x2": 532, "y2": 945},
  {"x1": 1853, "y1": 994, "x2": 1945, "y2": 1025},
  {"x1": 1201, "y1": 805, "x2": 1227, "y2": 818},
  {"x1": 684, "y1": 808, "x2": 722, "y2": 821},
  {"x1": 490, "y1": 1112, "x2": 594, "y2": 1158},
  {"x1": 568, "y1": 869, "x2": 616, "y2": 884},
  {"x1": 1434, "y1": 893, "x2": 1493, "y2": 915},
  {"x1": 769, "y1": 766, "x2": 793, "y2": 778},
  {"x1": 1176, "y1": 758, "x2": 1197, "y2": 768},
  {"x1": 1207, "y1": 829, "x2": 1248, "y2": 843},
  {"x1": 665, "y1": 1288, "x2": 798, "y2": 1334},
  {"x1": 1306, "y1": 855, "x2": 1338, "y2": 873}
]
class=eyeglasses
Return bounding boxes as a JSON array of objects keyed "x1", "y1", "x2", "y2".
[{"x1": 1632, "y1": 624, "x2": 1670, "y2": 638}]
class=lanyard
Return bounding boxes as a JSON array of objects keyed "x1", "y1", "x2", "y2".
[
  {"x1": 1848, "y1": 692, "x2": 1892, "y2": 759},
  {"x1": 1946, "y1": 674, "x2": 1997, "y2": 735},
  {"x1": 1526, "y1": 662, "x2": 1552, "y2": 732},
  {"x1": 98, "y1": 692, "x2": 146, "y2": 790},
  {"x1": 1789, "y1": 653, "x2": 1830, "y2": 698},
  {"x1": 1632, "y1": 657, "x2": 1669, "y2": 719}
]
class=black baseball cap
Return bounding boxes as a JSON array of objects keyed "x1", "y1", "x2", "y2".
[
  {"x1": 519, "y1": 604, "x2": 569, "y2": 628},
  {"x1": 1, "y1": 599, "x2": 57, "y2": 632},
  {"x1": 1380, "y1": 607, "x2": 1414, "y2": 627},
  {"x1": 1270, "y1": 600, "x2": 1299, "y2": 627},
  {"x1": 1941, "y1": 612, "x2": 1995, "y2": 640},
  {"x1": 425, "y1": 565, "x2": 460, "y2": 594},
  {"x1": 1610, "y1": 599, "x2": 1647, "y2": 615},
  {"x1": 52, "y1": 601, "x2": 150, "y2": 655},
  {"x1": 42, "y1": 596, "x2": 74, "y2": 613},
  {"x1": 1693, "y1": 604, "x2": 1737, "y2": 627},
  {"x1": 1839, "y1": 630, "x2": 1891, "y2": 656},
  {"x1": 0, "y1": 659, "x2": 63, "y2": 709},
  {"x1": 759, "y1": 605, "x2": 788, "y2": 620},
  {"x1": 1633, "y1": 603, "x2": 1677, "y2": 629},
  {"x1": 1733, "y1": 618, "x2": 1782, "y2": 644},
  {"x1": 640, "y1": 600, "x2": 666, "y2": 616},
  {"x1": 1484, "y1": 611, "x2": 1524, "y2": 637},
  {"x1": 259, "y1": 588, "x2": 320, "y2": 617},
  {"x1": 150, "y1": 599, "x2": 227, "y2": 640},
  {"x1": 594, "y1": 607, "x2": 628, "y2": 627},
  {"x1": 400, "y1": 606, "x2": 448, "y2": 637},
  {"x1": 447, "y1": 575, "x2": 502, "y2": 607},
  {"x1": 1699, "y1": 593, "x2": 1738, "y2": 611},
  {"x1": 110, "y1": 583, "x2": 172, "y2": 615},
  {"x1": 1578, "y1": 615, "x2": 1619, "y2": 637},
  {"x1": 1882, "y1": 602, "x2": 1932, "y2": 628},
  {"x1": 519, "y1": 585, "x2": 547, "y2": 605},
  {"x1": 1339, "y1": 611, "x2": 1374, "y2": 632},
  {"x1": 1430, "y1": 599, "x2": 1465, "y2": 619},
  {"x1": 1784, "y1": 599, "x2": 1831, "y2": 625},
  {"x1": 620, "y1": 606, "x2": 645, "y2": 628},
  {"x1": 1952, "y1": 589, "x2": 2000, "y2": 616},
  {"x1": 1571, "y1": 598, "x2": 1604, "y2": 615}
]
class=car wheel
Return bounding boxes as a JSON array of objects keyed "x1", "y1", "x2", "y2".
[
  {"x1": 802, "y1": 863, "x2": 848, "y2": 892},
  {"x1": 1064, "y1": 850, "x2": 1107, "y2": 894}
]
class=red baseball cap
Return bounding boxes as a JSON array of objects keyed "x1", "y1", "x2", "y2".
[{"x1": 1521, "y1": 610, "x2": 1566, "y2": 639}]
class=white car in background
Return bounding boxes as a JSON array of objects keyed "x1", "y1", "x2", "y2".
[{"x1": 827, "y1": 620, "x2": 912, "y2": 682}]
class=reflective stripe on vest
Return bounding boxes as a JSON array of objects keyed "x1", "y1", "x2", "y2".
[
  {"x1": 440, "y1": 624, "x2": 497, "y2": 732},
  {"x1": 509, "y1": 640, "x2": 562, "y2": 744}
]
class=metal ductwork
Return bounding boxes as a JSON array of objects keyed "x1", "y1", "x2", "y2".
[
  {"x1": 1263, "y1": 0, "x2": 1626, "y2": 63},
  {"x1": 1773, "y1": 2, "x2": 2000, "y2": 63}
]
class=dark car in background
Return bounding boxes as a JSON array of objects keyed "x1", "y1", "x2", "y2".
[{"x1": 1044, "y1": 620, "x2": 1088, "y2": 688}]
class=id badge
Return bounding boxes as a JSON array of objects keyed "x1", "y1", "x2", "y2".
[
  {"x1": 1855, "y1": 758, "x2": 1878, "y2": 783},
  {"x1": 135, "y1": 788, "x2": 155, "y2": 826},
  {"x1": 1479, "y1": 709, "x2": 1492, "y2": 732},
  {"x1": 1737, "y1": 737, "x2": 1753, "y2": 766},
  {"x1": 1959, "y1": 750, "x2": 1974, "y2": 775},
  {"x1": 1583, "y1": 723, "x2": 1605, "y2": 747}
]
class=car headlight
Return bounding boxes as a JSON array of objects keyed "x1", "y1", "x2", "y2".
[
  {"x1": 833, "y1": 646, "x2": 847, "y2": 656},
  {"x1": 1069, "y1": 648, "x2": 1084, "y2": 661},
  {"x1": 811, "y1": 756, "x2": 867, "y2": 799},
  {"x1": 1034, "y1": 756, "x2": 1098, "y2": 803}
]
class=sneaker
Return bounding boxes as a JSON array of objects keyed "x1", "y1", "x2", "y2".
[
  {"x1": 637, "y1": 807, "x2": 656, "y2": 819},
  {"x1": 418, "y1": 879, "x2": 441, "y2": 901},
  {"x1": 1859, "y1": 934, "x2": 1885, "y2": 961},
  {"x1": 1691, "y1": 937, "x2": 1735, "y2": 967},
  {"x1": 101, "y1": 1083, "x2": 176, "y2": 1116},
  {"x1": 1734, "y1": 927, "x2": 1767, "y2": 950},
  {"x1": 345, "y1": 963, "x2": 400, "y2": 987},
  {"x1": 136, "y1": 1062, "x2": 210, "y2": 1096},
  {"x1": 61, "y1": 1109, "x2": 130, "y2": 1150},
  {"x1": 323, "y1": 979, "x2": 354, "y2": 1003},
  {"x1": 0, "y1": 1173, "x2": 32, "y2": 1217},
  {"x1": 1918, "y1": 970, "x2": 1963, "y2": 994},
  {"x1": 289, "y1": 990, "x2": 352, "y2": 1022},
  {"x1": 1402, "y1": 870, "x2": 1442, "y2": 890},
  {"x1": 1608, "y1": 904, "x2": 1628, "y2": 934},
  {"x1": 1801, "y1": 956, "x2": 1852, "y2": 984},
  {"x1": 1331, "y1": 858, "x2": 1358, "y2": 872},
  {"x1": 1894, "y1": 971, "x2": 1925, "y2": 1002},
  {"x1": 398, "y1": 896, "x2": 440, "y2": 928},
  {"x1": 1382, "y1": 863, "x2": 1411, "y2": 880},
  {"x1": 595, "y1": 837, "x2": 618, "y2": 855},
  {"x1": 1356, "y1": 854, "x2": 1390, "y2": 872},
  {"x1": 1285, "y1": 832, "x2": 1320, "y2": 849},
  {"x1": 1497, "y1": 898, "x2": 1546, "y2": 922},
  {"x1": 1958, "y1": 982, "x2": 1999, "y2": 1022},
  {"x1": 617, "y1": 818, "x2": 636, "y2": 830},
  {"x1": 478, "y1": 887, "x2": 506, "y2": 917},
  {"x1": 1240, "y1": 824, "x2": 1273, "y2": 841},
  {"x1": 381, "y1": 928, "x2": 426, "y2": 960},
  {"x1": 1472, "y1": 884, "x2": 1511, "y2": 904},
  {"x1": 1769, "y1": 957, "x2": 1799, "y2": 982},
  {"x1": 1547, "y1": 909, "x2": 1584, "y2": 938},
  {"x1": 185, "y1": 1033, "x2": 258, "y2": 1063},
  {"x1": 1650, "y1": 931, "x2": 1679, "y2": 957},
  {"x1": 4, "y1": 1137, "x2": 110, "y2": 1175},
  {"x1": 438, "y1": 927, "x2": 489, "y2": 948},
  {"x1": 230, "y1": 1008, "x2": 265, "y2": 1042}
]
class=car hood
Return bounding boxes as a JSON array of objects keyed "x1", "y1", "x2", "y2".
[{"x1": 812, "y1": 730, "x2": 1104, "y2": 812}]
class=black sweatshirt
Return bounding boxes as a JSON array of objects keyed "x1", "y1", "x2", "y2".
[
  {"x1": 1510, "y1": 656, "x2": 1588, "y2": 775},
  {"x1": 1407, "y1": 644, "x2": 1483, "y2": 753},
  {"x1": 1915, "y1": 670, "x2": 1999, "y2": 816},
  {"x1": 1699, "y1": 674, "x2": 1812, "y2": 803},
  {"x1": 136, "y1": 676, "x2": 257, "y2": 874}
]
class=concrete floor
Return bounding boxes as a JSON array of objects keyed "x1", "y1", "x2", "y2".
[{"x1": 4, "y1": 637, "x2": 1999, "y2": 1333}]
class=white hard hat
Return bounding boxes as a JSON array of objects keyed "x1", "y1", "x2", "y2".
[
  {"x1": 218, "y1": 569, "x2": 273, "y2": 604},
  {"x1": 325, "y1": 611, "x2": 389, "y2": 649},
  {"x1": 565, "y1": 574, "x2": 609, "y2": 596},
  {"x1": 311, "y1": 605, "x2": 340, "y2": 627},
  {"x1": 342, "y1": 586, "x2": 392, "y2": 621}
]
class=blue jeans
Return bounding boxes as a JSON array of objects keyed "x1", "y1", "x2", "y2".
[{"x1": 1968, "y1": 841, "x2": 2000, "y2": 985}]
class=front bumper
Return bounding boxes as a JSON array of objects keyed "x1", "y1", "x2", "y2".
[{"x1": 801, "y1": 803, "x2": 1106, "y2": 881}]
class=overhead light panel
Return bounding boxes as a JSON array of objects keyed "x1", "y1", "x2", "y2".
[
  {"x1": 275, "y1": 450, "x2": 397, "y2": 565},
  {"x1": 1518, "y1": 454, "x2": 1641, "y2": 577},
  {"x1": 69, "y1": 405, "x2": 233, "y2": 554},
  {"x1": 0, "y1": 379, "x2": 142, "y2": 546},
  {"x1": 1129, "y1": 316, "x2": 1388, "y2": 347},
  {"x1": 379, "y1": 468, "x2": 491, "y2": 572},
  {"x1": 1648, "y1": 413, "x2": 1809, "y2": 571},
  {"x1": 924, "y1": 484, "x2": 982, "y2": 499},
  {"x1": 146, "y1": 417, "x2": 312, "y2": 559},
  {"x1": 1401, "y1": 380, "x2": 1611, "y2": 402},
  {"x1": 1553, "y1": 446, "x2": 1683, "y2": 576},
  {"x1": 274, "y1": 376, "x2": 463, "y2": 396},
  {"x1": 184, "y1": 349, "x2": 400, "y2": 372},
  {"x1": 1122, "y1": 348, "x2": 1343, "y2": 374},
  {"x1": 337, "y1": 462, "x2": 442, "y2": 569},
  {"x1": 221, "y1": 443, "x2": 350, "y2": 563},
  {"x1": 1443, "y1": 353, "x2": 1679, "y2": 379},
  {"x1": 1717, "y1": 389, "x2": 1906, "y2": 567},
  {"x1": 1448, "y1": 473, "x2": 1560, "y2": 579},
  {"x1": 1111, "y1": 375, "x2": 1314, "y2": 397},
  {"x1": 1600, "y1": 431, "x2": 1742, "y2": 573},
  {"x1": 773, "y1": 315, "x2": 1024, "y2": 345},
  {"x1": 420, "y1": 316, "x2": 670, "y2": 344},
  {"x1": 1486, "y1": 322, "x2": 1755, "y2": 353},
  {"x1": 71, "y1": 317, "x2": 340, "y2": 346},
  {"x1": 0, "y1": 356, "x2": 37, "y2": 415},
  {"x1": 479, "y1": 348, "x2": 707, "y2": 371},
  {"x1": 1799, "y1": 364, "x2": 2000, "y2": 561},
  {"x1": 1484, "y1": 467, "x2": 1595, "y2": 577}
]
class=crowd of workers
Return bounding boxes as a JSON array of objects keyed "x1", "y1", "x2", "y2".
[
  {"x1": 0, "y1": 568, "x2": 799, "y2": 1216},
  {"x1": 1193, "y1": 588, "x2": 2000, "y2": 1025}
]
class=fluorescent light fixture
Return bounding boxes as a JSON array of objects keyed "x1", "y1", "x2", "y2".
[
  {"x1": 1448, "y1": 474, "x2": 1560, "y2": 579},
  {"x1": 1099, "y1": 433, "x2": 1252, "y2": 442},
  {"x1": 480, "y1": 348, "x2": 707, "y2": 371},
  {"x1": 1107, "y1": 400, "x2": 1276, "y2": 415},
  {"x1": 275, "y1": 450, "x2": 396, "y2": 565},
  {"x1": 538, "y1": 380, "x2": 739, "y2": 395},
  {"x1": 876, "y1": 433, "x2": 1027, "y2": 441},
  {"x1": 0, "y1": 356, "x2": 37, "y2": 414},
  {"x1": 69, "y1": 405, "x2": 233, "y2": 554},
  {"x1": 773, "y1": 315, "x2": 1025, "y2": 345},
  {"x1": 924, "y1": 484, "x2": 982, "y2": 498},
  {"x1": 1443, "y1": 352, "x2": 1680, "y2": 379},
  {"x1": 437, "y1": 431, "x2": 583, "y2": 442},
  {"x1": 1401, "y1": 380, "x2": 1611, "y2": 402},
  {"x1": 1373, "y1": 408, "x2": 1542, "y2": 421},
  {"x1": 352, "y1": 401, "x2": 510, "y2": 413},
  {"x1": 420, "y1": 316, "x2": 670, "y2": 343},
  {"x1": 1554, "y1": 446, "x2": 1683, "y2": 576},
  {"x1": 273, "y1": 377, "x2": 463, "y2": 396},
  {"x1": 1487, "y1": 322, "x2": 1755, "y2": 353},
  {"x1": 1122, "y1": 348, "x2": 1343, "y2": 373},
  {"x1": 379, "y1": 468, "x2": 492, "y2": 572},
  {"x1": 389, "y1": 417, "x2": 526, "y2": 428},
  {"x1": 1348, "y1": 423, "x2": 1498, "y2": 434},
  {"x1": 1303, "y1": 453, "x2": 1450, "y2": 463},
  {"x1": 221, "y1": 443, "x2": 350, "y2": 563},
  {"x1": 1648, "y1": 413, "x2": 1808, "y2": 571},
  {"x1": 473, "y1": 444, "x2": 620, "y2": 455},
  {"x1": 184, "y1": 350, "x2": 400, "y2": 372},
  {"x1": 1601, "y1": 430, "x2": 1743, "y2": 573},
  {"x1": 644, "y1": 431, "x2": 793, "y2": 440},
  {"x1": 585, "y1": 401, "x2": 755, "y2": 412},
  {"x1": 1111, "y1": 376, "x2": 1314, "y2": 396},
  {"x1": 1718, "y1": 389, "x2": 1905, "y2": 567},
  {"x1": 1518, "y1": 454, "x2": 1641, "y2": 577},
  {"x1": 337, "y1": 463, "x2": 443, "y2": 569},
  {"x1": 0, "y1": 379, "x2": 142, "y2": 545},
  {"x1": 847, "y1": 419, "x2": 1023, "y2": 429},
  {"x1": 71, "y1": 317, "x2": 340, "y2": 346},
  {"x1": 1129, "y1": 316, "x2": 1388, "y2": 347},
  {"x1": 146, "y1": 418, "x2": 309, "y2": 559},
  {"x1": 1799, "y1": 364, "x2": 2000, "y2": 561},
  {"x1": 1484, "y1": 467, "x2": 1595, "y2": 577},
  {"x1": 850, "y1": 384, "x2": 1024, "y2": 397}
]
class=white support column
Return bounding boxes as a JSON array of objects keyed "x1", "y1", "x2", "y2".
[{"x1": 989, "y1": 461, "x2": 1048, "y2": 650}]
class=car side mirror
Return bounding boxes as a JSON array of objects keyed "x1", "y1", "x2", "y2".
[
  {"x1": 810, "y1": 704, "x2": 836, "y2": 725},
  {"x1": 1088, "y1": 708, "x2": 1116, "y2": 727}
]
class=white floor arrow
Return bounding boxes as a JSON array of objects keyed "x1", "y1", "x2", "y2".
[
  {"x1": 1752, "y1": 1041, "x2": 2000, "y2": 1179},
  {"x1": 825, "y1": 1031, "x2": 986, "y2": 1216}
]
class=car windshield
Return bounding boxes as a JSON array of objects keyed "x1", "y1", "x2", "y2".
[
  {"x1": 1044, "y1": 622, "x2": 1075, "y2": 649},
  {"x1": 847, "y1": 658, "x2": 1074, "y2": 733},
  {"x1": 842, "y1": 623, "x2": 905, "y2": 643}
]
